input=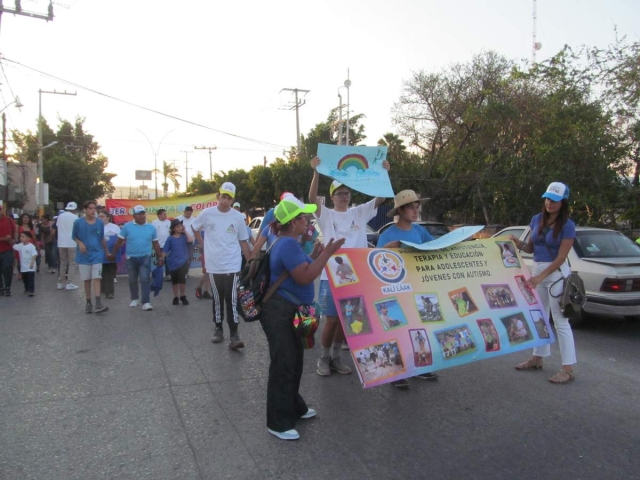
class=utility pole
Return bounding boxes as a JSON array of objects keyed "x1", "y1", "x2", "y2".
[
  {"x1": 2, "y1": 112, "x2": 6, "y2": 206},
  {"x1": 343, "y1": 71, "x2": 351, "y2": 146},
  {"x1": 280, "y1": 87, "x2": 310, "y2": 156},
  {"x1": 194, "y1": 145, "x2": 216, "y2": 180},
  {"x1": 39, "y1": 89, "x2": 76, "y2": 216},
  {"x1": 180, "y1": 150, "x2": 192, "y2": 192},
  {"x1": 0, "y1": 0, "x2": 55, "y2": 31},
  {"x1": 335, "y1": 90, "x2": 348, "y2": 146}
]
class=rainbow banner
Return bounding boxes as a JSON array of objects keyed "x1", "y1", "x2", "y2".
[
  {"x1": 316, "y1": 144, "x2": 394, "y2": 197},
  {"x1": 105, "y1": 194, "x2": 218, "y2": 224},
  {"x1": 327, "y1": 238, "x2": 555, "y2": 388}
]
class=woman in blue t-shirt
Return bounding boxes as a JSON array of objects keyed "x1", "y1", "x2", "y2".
[
  {"x1": 260, "y1": 196, "x2": 345, "y2": 441},
  {"x1": 510, "y1": 182, "x2": 577, "y2": 384}
]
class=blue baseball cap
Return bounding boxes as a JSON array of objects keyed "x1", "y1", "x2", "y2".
[{"x1": 542, "y1": 182, "x2": 570, "y2": 202}]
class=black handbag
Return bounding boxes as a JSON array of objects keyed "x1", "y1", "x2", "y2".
[{"x1": 543, "y1": 241, "x2": 587, "y2": 321}]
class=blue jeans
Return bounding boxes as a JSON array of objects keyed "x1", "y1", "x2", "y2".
[{"x1": 126, "y1": 256, "x2": 151, "y2": 304}]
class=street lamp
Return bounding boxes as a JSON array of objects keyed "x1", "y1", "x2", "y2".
[
  {"x1": 0, "y1": 96, "x2": 23, "y2": 114},
  {"x1": 2, "y1": 97, "x2": 23, "y2": 206},
  {"x1": 337, "y1": 87, "x2": 347, "y2": 145},
  {"x1": 344, "y1": 73, "x2": 351, "y2": 146},
  {"x1": 135, "y1": 128, "x2": 174, "y2": 199},
  {"x1": 35, "y1": 141, "x2": 58, "y2": 214}
]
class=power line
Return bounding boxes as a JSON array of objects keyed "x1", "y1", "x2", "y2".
[
  {"x1": 109, "y1": 137, "x2": 281, "y2": 153},
  {"x1": 1, "y1": 56, "x2": 288, "y2": 150}
]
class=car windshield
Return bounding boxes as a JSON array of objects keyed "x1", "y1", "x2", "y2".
[
  {"x1": 573, "y1": 231, "x2": 640, "y2": 258},
  {"x1": 425, "y1": 224, "x2": 450, "y2": 237}
]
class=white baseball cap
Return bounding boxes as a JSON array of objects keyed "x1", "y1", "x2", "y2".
[
  {"x1": 65, "y1": 202, "x2": 78, "y2": 210},
  {"x1": 220, "y1": 182, "x2": 236, "y2": 198}
]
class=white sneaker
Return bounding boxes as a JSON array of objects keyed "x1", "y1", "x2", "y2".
[
  {"x1": 56, "y1": 283, "x2": 64, "y2": 290},
  {"x1": 65, "y1": 283, "x2": 79, "y2": 290},
  {"x1": 142, "y1": 303, "x2": 153, "y2": 311},
  {"x1": 113, "y1": 278, "x2": 118, "y2": 283},
  {"x1": 129, "y1": 299, "x2": 139, "y2": 307}
]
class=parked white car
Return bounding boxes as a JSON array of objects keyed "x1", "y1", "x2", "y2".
[
  {"x1": 493, "y1": 226, "x2": 640, "y2": 326},
  {"x1": 248, "y1": 216, "x2": 264, "y2": 241}
]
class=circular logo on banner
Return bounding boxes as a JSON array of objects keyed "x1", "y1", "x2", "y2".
[{"x1": 368, "y1": 249, "x2": 406, "y2": 284}]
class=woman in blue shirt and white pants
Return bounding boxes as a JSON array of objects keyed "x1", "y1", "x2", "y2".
[{"x1": 511, "y1": 182, "x2": 577, "y2": 384}]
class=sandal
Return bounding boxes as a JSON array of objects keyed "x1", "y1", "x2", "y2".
[
  {"x1": 515, "y1": 358, "x2": 543, "y2": 371},
  {"x1": 549, "y1": 370, "x2": 575, "y2": 384}
]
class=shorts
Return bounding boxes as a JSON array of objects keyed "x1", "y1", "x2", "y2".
[
  {"x1": 319, "y1": 280, "x2": 338, "y2": 317},
  {"x1": 79, "y1": 263, "x2": 102, "y2": 281},
  {"x1": 170, "y1": 262, "x2": 189, "y2": 285}
]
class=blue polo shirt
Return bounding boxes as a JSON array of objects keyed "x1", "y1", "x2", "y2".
[{"x1": 119, "y1": 221, "x2": 158, "y2": 258}]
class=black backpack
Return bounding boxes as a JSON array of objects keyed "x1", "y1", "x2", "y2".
[{"x1": 236, "y1": 242, "x2": 288, "y2": 322}]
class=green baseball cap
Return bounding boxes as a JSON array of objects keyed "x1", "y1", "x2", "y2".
[{"x1": 275, "y1": 196, "x2": 317, "y2": 224}]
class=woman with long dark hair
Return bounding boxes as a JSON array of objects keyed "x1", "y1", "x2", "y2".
[
  {"x1": 260, "y1": 196, "x2": 344, "y2": 440},
  {"x1": 510, "y1": 182, "x2": 577, "y2": 384}
]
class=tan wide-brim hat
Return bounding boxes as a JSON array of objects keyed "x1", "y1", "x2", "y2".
[{"x1": 386, "y1": 190, "x2": 429, "y2": 218}]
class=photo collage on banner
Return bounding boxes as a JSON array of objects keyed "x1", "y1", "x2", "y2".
[{"x1": 326, "y1": 238, "x2": 556, "y2": 388}]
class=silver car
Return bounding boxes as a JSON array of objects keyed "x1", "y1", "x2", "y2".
[{"x1": 493, "y1": 226, "x2": 640, "y2": 326}]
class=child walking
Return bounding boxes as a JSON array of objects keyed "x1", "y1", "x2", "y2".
[
  {"x1": 13, "y1": 231, "x2": 38, "y2": 296},
  {"x1": 162, "y1": 219, "x2": 193, "y2": 305}
]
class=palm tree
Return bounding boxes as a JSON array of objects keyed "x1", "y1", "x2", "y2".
[
  {"x1": 378, "y1": 133, "x2": 407, "y2": 163},
  {"x1": 159, "y1": 161, "x2": 181, "y2": 197}
]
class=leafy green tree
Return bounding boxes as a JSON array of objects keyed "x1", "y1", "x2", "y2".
[
  {"x1": 246, "y1": 165, "x2": 275, "y2": 211},
  {"x1": 588, "y1": 37, "x2": 640, "y2": 226},
  {"x1": 186, "y1": 173, "x2": 216, "y2": 195},
  {"x1": 392, "y1": 50, "x2": 628, "y2": 227},
  {"x1": 11, "y1": 117, "x2": 115, "y2": 211}
]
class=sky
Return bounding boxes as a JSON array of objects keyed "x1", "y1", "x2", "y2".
[{"x1": 1, "y1": 0, "x2": 639, "y2": 194}]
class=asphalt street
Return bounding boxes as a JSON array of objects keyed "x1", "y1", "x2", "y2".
[{"x1": 1, "y1": 271, "x2": 639, "y2": 480}]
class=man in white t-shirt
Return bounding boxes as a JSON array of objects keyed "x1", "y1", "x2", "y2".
[
  {"x1": 152, "y1": 209, "x2": 172, "y2": 278},
  {"x1": 176, "y1": 205, "x2": 196, "y2": 270},
  {"x1": 309, "y1": 156, "x2": 390, "y2": 377},
  {"x1": 192, "y1": 182, "x2": 251, "y2": 350},
  {"x1": 55, "y1": 201, "x2": 80, "y2": 290}
]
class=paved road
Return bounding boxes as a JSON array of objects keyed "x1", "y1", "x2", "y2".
[{"x1": 1, "y1": 272, "x2": 639, "y2": 480}]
